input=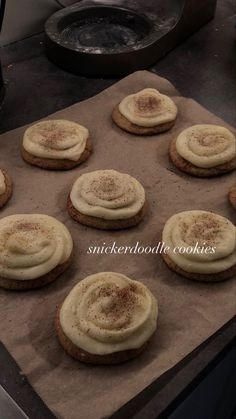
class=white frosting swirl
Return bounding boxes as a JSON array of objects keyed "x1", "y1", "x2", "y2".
[
  {"x1": 60, "y1": 272, "x2": 158, "y2": 355},
  {"x1": 0, "y1": 170, "x2": 6, "y2": 195},
  {"x1": 0, "y1": 214, "x2": 73, "y2": 280},
  {"x1": 23, "y1": 120, "x2": 89, "y2": 161},
  {"x1": 163, "y1": 210, "x2": 236, "y2": 274},
  {"x1": 176, "y1": 125, "x2": 236, "y2": 168},
  {"x1": 118, "y1": 88, "x2": 177, "y2": 127},
  {"x1": 70, "y1": 170, "x2": 145, "y2": 220}
]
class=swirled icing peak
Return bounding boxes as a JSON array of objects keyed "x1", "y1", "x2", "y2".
[
  {"x1": 70, "y1": 169, "x2": 145, "y2": 220},
  {"x1": 118, "y1": 88, "x2": 177, "y2": 127},
  {"x1": 0, "y1": 214, "x2": 73, "y2": 280},
  {"x1": 60, "y1": 272, "x2": 158, "y2": 354},
  {"x1": 163, "y1": 210, "x2": 236, "y2": 274}
]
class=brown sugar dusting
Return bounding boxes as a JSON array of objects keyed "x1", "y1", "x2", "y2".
[{"x1": 134, "y1": 94, "x2": 160, "y2": 113}]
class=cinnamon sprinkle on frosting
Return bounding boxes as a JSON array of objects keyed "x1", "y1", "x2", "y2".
[
  {"x1": 59, "y1": 272, "x2": 158, "y2": 355},
  {"x1": 134, "y1": 95, "x2": 160, "y2": 113}
]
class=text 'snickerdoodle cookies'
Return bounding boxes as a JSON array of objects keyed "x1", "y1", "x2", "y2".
[{"x1": 169, "y1": 124, "x2": 236, "y2": 177}]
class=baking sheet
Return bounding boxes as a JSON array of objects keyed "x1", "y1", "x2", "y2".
[{"x1": 0, "y1": 71, "x2": 235, "y2": 419}]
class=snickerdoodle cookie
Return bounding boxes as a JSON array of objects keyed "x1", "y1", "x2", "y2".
[
  {"x1": 56, "y1": 272, "x2": 158, "y2": 364},
  {"x1": 67, "y1": 169, "x2": 146, "y2": 230},
  {"x1": 161, "y1": 210, "x2": 236, "y2": 282},
  {"x1": 112, "y1": 88, "x2": 177, "y2": 135},
  {"x1": 21, "y1": 119, "x2": 92, "y2": 170},
  {"x1": 0, "y1": 214, "x2": 73, "y2": 290},
  {"x1": 228, "y1": 185, "x2": 236, "y2": 210},
  {"x1": 169, "y1": 125, "x2": 236, "y2": 177},
  {"x1": 0, "y1": 169, "x2": 12, "y2": 208}
]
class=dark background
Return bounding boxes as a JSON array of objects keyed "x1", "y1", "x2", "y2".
[{"x1": 0, "y1": 0, "x2": 235, "y2": 418}]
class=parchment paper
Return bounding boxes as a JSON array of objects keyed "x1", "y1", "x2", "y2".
[{"x1": 0, "y1": 71, "x2": 235, "y2": 419}]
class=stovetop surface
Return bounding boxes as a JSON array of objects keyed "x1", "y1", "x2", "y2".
[{"x1": 1, "y1": 0, "x2": 235, "y2": 133}]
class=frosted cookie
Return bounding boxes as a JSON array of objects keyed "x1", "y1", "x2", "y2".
[
  {"x1": 112, "y1": 88, "x2": 177, "y2": 135},
  {"x1": 169, "y1": 125, "x2": 236, "y2": 177},
  {"x1": 56, "y1": 272, "x2": 158, "y2": 364},
  {"x1": 228, "y1": 185, "x2": 236, "y2": 210},
  {"x1": 0, "y1": 169, "x2": 12, "y2": 208},
  {"x1": 21, "y1": 119, "x2": 92, "y2": 170},
  {"x1": 67, "y1": 169, "x2": 146, "y2": 230},
  {"x1": 0, "y1": 214, "x2": 73, "y2": 290},
  {"x1": 161, "y1": 210, "x2": 236, "y2": 281}
]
